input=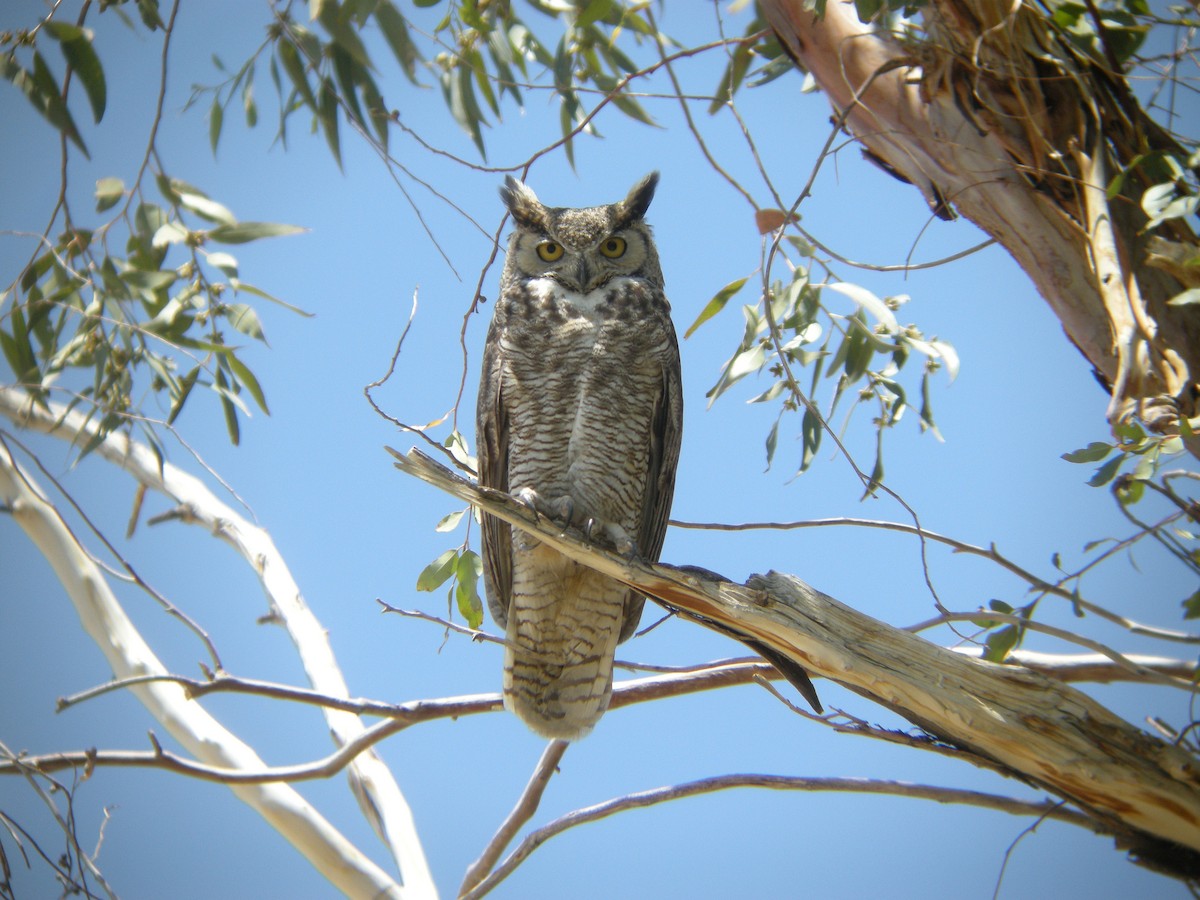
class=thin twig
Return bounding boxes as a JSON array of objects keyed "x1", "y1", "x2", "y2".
[
  {"x1": 461, "y1": 775, "x2": 1097, "y2": 898},
  {"x1": 671, "y1": 515, "x2": 1198, "y2": 644}
]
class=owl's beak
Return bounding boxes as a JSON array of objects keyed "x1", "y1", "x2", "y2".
[{"x1": 569, "y1": 256, "x2": 606, "y2": 293}]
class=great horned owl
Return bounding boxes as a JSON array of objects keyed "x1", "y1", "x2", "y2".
[{"x1": 476, "y1": 173, "x2": 683, "y2": 740}]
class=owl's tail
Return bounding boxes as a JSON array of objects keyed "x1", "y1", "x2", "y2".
[{"x1": 503, "y1": 559, "x2": 629, "y2": 741}]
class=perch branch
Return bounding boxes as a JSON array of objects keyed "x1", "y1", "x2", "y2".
[{"x1": 391, "y1": 446, "x2": 1200, "y2": 873}]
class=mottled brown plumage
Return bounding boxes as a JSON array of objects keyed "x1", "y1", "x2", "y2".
[{"x1": 476, "y1": 174, "x2": 683, "y2": 739}]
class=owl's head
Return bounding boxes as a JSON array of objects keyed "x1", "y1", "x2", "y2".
[{"x1": 499, "y1": 173, "x2": 662, "y2": 292}]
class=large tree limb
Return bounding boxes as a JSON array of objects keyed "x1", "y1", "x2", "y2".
[
  {"x1": 758, "y1": 0, "x2": 1200, "y2": 444},
  {"x1": 0, "y1": 438, "x2": 407, "y2": 899},
  {"x1": 391, "y1": 447, "x2": 1200, "y2": 878}
]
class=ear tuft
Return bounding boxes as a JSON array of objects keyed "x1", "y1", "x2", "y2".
[
  {"x1": 500, "y1": 176, "x2": 547, "y2": 230},
  {"x1": 620, "y1": 171, "x2": 659, "y2": 223}
]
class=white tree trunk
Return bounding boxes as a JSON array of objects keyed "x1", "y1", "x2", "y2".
[{"x1": 1, "y1": 386, "x2": 436, "y2": 899}]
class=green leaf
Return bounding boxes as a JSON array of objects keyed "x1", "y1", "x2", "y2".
[
  {"x1": 455, "y1": 550, "x2": 485, "y2": 629},
  {"x1": 592, "y1": 71, "x2": 656, "y2": 127},
  {"x1": 727, "y1": 343, "x2": 766, "y2": 381},
  {"x1": 214, "y1": 365, "x2": 241, "y2": 445},
  {"x1": 861, "y1": 434, "x2": 884, "y2": 499},
  {"x1": 436, "y1": 509, "x2": 467, "y2": 532},
  {"x1": 224, "y1": 303, "x2": 267, "y2": 342},
  {"x1": 1087, "y1": 454, "x2": 1124, "y2": 487},
  {"x1": 331, "y1": 45, "x2": 367, "y2": 129},
  {"x1": 827, "y1": 282, "x2": 898, "y2": 331},
  {"x1": 318, "y1": 0, "x2": 372, "y2": 67},
  {"x1": 359, "y1": 69, "x2": 390, "y2": 148},
  {"x1": 799, "y1": 405, "x2": 822, "y2": 472},
  {"x1": 166, "y1": 366, "x2": 200, "y2": 425},
  {"x1": 1115, "y1": 476, "x2": 1144, "y2": 505},
  {"x1": 228, "y1": 279, "x2": 314, "y2": 316},
  {"x1": 179, "y1": 192, "x2": 237, "y2": 225},
  {"x1": 1182, "y1": 589, "x2": 1200, "y2": 621},
  {"x1": 277, "y1": 38, "x2": 317, "y2": 110},
  {"x1": 227, "y1": 352, "x2": 270, "y2": 414},
  {"x1": 95, "y1": 176, "x2": 125, "y2": 213},
  {"x1": 45, "y1": 22, "x2": 106, "y2": 123},
  {"x1": 242, "y1": 65, "x2": 258, "y2": 127},
  {"x1": 685, "y1": 277, "x2": 747, "y2": 338},
  {"x1": 764, "y1": 417, "x2": 780, "y2": 470},
  {"x1": 374, "y1": 1, "x2": 421, "y2": 83},
  {"x1": 1062, "y1": 441, "x2": 1113, "y2": 464},
  {"x1": 416, "y1": 549, "x2": 459, "y2": 592},
  {"x1": 0, "y1": 306, "x2": 40, "y2": 385},
  {"x1": 123, "y1": 269, "x2": 177, "y2": 291},
  {"x1": 206, "y1": 251, "x2": 239, "y2": 278},
  {"x1": 209, "y1": 96, "x2": 224, "y2": 154},
  {"x1": 136, "y1": 0, "x2": 165, "y2": 30},
  {"x1": 208, "y1": 221, "x2": 306, "y2": 244},
  {"x1": 25, "y1": 51, "x2": 89, "y2": 156},
  {"x1": 983, "y1": 625, "x2": 1019, "y2": 663},
  {"x1": 576, "y1": 0, "x2": 615, "y2": 28},
  {"x1": 317, "y1": 76, "x2": 343, "y2": 168}
]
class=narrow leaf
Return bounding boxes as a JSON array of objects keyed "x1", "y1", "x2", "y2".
[
  {"x1": 209, "y1": 97, "x2": 224, "y2": 154},
  {"x1": 1062, "y1": 442, "x2": 1113, "y2": 464},
  {"x1": 95, "y1": 176, "x2": 125, "y2": 212},
  {"x1": 227, "y1": 352, "x2": 270, "y2": 414},
  {"x1": 435, "y1": 509, "x2": 466, "y2": 532},
  {"x1": 416, "y1": 549, "x2": 458, "y2": 591},
  {"x1": 208, "y1": 221, "x2": 306, "y2": 244},
  {"x1": 826, "y1": 282, "x2": 898, "y2": 331},
  {"x1": 224, "y1": 303, "x2": 267, "y2": 342},
  {"x1": 685, "y1": 277, "x2": 747, "y2": 338},
  {"x1": 455, "y1": 550, "x2": 485, "y2": 629},
  {"x1": 45, "y1": 22, "x2": 106, "y2": 122},
  {"x1": 317, "y1": 76, "x2": 342, "y2": 168}
]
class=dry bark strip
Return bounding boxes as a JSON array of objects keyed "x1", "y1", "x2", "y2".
[{"x1": 392, "y1": 447, "x2": 1200, "y2": 878}]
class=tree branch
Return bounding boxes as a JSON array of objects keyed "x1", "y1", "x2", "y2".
[
  {"x1": 460, "y1": 740, "x2": 569, "y2": 896},
  {"x1": 0, "y1": 386, "x2": 435, "y2": 897},
  {"x1": 391, "y1": 446, "x2": 1200, "y2": 875},
  {"x1": 461, "y1": 774, "x2": 1097, "y2": 899}
]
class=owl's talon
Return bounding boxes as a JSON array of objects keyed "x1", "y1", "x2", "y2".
[
  {"x1": 514, "y1": 487, "x2": 545, "y2": 517},
  {"x1": 580, "y1": 517, "x2": 634, "y2": 554},
  {"x1": 549, "y1": 496, "x2": 576, "y2": 528}
]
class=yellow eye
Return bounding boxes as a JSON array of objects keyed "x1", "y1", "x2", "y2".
[
  {"x1": 599, "y1": 236, "x2": 626, "y2": 259},
  {"x1": 536, "y1": 241, "x2": 564, "y2": 262}
]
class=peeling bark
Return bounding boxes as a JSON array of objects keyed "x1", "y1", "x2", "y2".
[{"x1": 759, "y1": 0, "x2": 1200, "y2": 448}]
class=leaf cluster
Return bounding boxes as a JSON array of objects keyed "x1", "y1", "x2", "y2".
[
  {"x1": 2, "y1": 4, "x2": 306, "y2": 456},
  {"x1": 208, "y1": 0, "x2": 668, "y2": 167},
  {"x1": 687, "y1": 237, "x2": 957, "y2": 498}
]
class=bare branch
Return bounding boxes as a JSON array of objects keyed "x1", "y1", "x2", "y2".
[
  {"x1": 460, "y1": 741, "x2": 569, "y2": 896},
  {"x1": 673, "y1": 515, "x2": 1199, "y2": 644},
  {"x1": 462, "y1": 775, "x2": 1098, "y2": 899}
]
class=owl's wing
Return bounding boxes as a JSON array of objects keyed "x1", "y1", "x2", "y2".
[
  {"x1": 619, "y1": 316, "x2": 684, "y2": 642},
  {"x1": 476, "y1": 320, "x2": 512, "y2": 631}
]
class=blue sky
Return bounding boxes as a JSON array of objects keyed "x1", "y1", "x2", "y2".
[{"x1": 1, "y1": 1, "x2": 1196, "y2": 897}]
